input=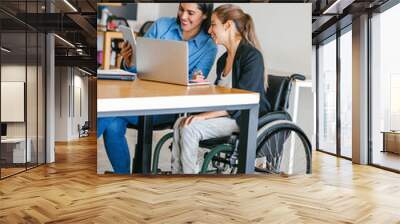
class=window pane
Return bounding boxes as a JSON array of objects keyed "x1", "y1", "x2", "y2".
[
  {"x1": 1, "y1": 6, "x2": 28, "y2": 177},
  {"x1": 318, "y1": 37, "x2": 337, "y2": 154},
  {"x1": 27, "y1": 31, "x2": 38, "y2": 169},
  {"x1": 340, "y1": 29, "x2": 352, "y2": 158},
  {"x1": 38, "y1": 32, "x2": 45, "y2": 165},
  {"x1": 371, "y1": 3, "x2": 400, "y2": 171}
]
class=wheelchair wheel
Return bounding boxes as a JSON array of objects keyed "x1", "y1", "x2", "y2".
[
  {"x1": 199, "y1": 144, "x2": 235, "y2": 174},
  {"x1": 152, "y1": 132, "x2": 173, "y2": 174},
  {"x1": 256, "y1": 120, "x2": 312, "y2": 174}
]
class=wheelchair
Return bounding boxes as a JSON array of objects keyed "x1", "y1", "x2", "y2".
[{"x1": 152, "y1": 74, "x2": 312, "y2": 175}]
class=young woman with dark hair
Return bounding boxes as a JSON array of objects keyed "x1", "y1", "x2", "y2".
[{"x1": 98, "y1": 3, "x2": 217, "y2": 174}]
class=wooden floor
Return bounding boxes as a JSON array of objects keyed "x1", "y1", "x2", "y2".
[
  {"x1": 1, "y1": 136, "x2": 400, "y2": 223},
  {"x1": 1, "y1": 167, "x2": 26, "y2": 178}
]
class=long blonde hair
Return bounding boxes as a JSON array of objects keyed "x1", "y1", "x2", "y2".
[{"x1": 214, "y1": 4, "x2": 268, "y2": 88}]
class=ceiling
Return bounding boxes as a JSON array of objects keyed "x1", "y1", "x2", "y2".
[
  {"x1": 310, "y1": 0, "x2": 390, "y2": 44},
  {"x1": 0, "y1": 0, "x2": 97, "y2": 73},
  {"x1": 0, "y1": 0, "x2": 395, "y2": 72}
]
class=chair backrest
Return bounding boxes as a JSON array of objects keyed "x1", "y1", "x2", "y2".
[
  {"x1": 138, "y1": 21, "x2": 154, "y2": 37},
  {"x1": 82, "y1": 121, "x2": 90, "y2": 130},
  {"x1": 266, "y1": 75, "x2": 290, "y2": 112},
  {"x1": 266, "y1": 74, "x2": 305, "y2": 112}
]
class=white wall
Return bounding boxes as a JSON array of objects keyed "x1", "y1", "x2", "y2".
[
  {"x1": 72, "y1": 73, "x2": 89, "y2": 138},
  {"x1": 1, "y1": 65, "x2": 36, "y2": 137},
  {"x1": 127, "y1": 3, "x2": 161, "y2": 32},
  {"x1": 55, "y1": 67, "x2": 89, "y2": 141},
  {"x1": 132, "y1": 3, "x2": 178, "y2": 31},
  {"x1": 1, "y1": 64, "x2": 46, "y2": 164},
  {"x1": 1, "y1": 65, "x2": 26, "y2": 139},
  {"x1": 158, "y1": 3, "x2": 178, "y2": 18},
  {"x1": 217, "y1": 3, "x2": 312, "y2": 78},
  {"x1": 55, "y1": 67, "x2": 69, "y2": 141}
]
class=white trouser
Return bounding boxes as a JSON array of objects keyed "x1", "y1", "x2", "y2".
[{"x1": 171, "y1": 116, "x2": 239, "y2": 174}]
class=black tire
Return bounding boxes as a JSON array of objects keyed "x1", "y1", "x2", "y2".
[{"x1": 256, "y1": 120, "x2": 312, "y2": 174}]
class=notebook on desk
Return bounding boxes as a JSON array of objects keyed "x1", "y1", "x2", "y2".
[{"x1": 97, "y1": 69, "x2": 137, "y2": 81}]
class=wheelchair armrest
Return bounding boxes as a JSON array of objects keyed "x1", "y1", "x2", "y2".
[
  {"x1": 290, "y1": 74, "x2": 305, "y2": 81},
  {"x1": 258, "y1": 111, "x2": 292, "y2": 129}
]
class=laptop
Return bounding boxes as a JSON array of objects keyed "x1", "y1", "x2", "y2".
[
  {"x1": 136, "y1": 37, "x2": 210, "y2": 86},
  {"x1": 97, "y1": 69, "x2": 136, "y2": 81}
]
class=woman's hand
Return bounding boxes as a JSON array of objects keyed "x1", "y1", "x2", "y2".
[
  {"x1": 120, "y1": 41, "x2": 134, "y2": 67},
  {"x1": 180, "y1": 114, "x2": 206, "y2": 128},
  {"x1": 191, "y1": 69, "x2": 205, "y2": 80}
]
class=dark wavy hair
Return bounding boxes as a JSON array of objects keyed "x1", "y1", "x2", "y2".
[{"x1": 176, "y1": 3, "x2": 214, "y2": 33}]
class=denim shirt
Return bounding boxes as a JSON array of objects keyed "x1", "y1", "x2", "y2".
[{"x1": 125, "y1": 17, "x2": 217, "y2": 79}]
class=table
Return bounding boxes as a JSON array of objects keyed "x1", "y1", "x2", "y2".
[
  {"x1": 382, "y1": 131, "x2": 400, "y2": 154},
  {"x1": 1, "y1": 138, "x2": 31, "y2": 164},
  {"x1": 98, "y1": 79, "x2": 260, "y2": 174}
]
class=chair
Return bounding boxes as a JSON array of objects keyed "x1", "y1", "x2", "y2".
[
  {"x1": 127, "y1": 115, "x2": 179, "y2": 172},
  {"x1": 138, "y1": 21, "x2": 154, "y2": 37},
  {"x1": 78, "y1": 121, "x2": 90, "y2": 138},
  {"x1": 152, "y1": 74, "x2": 312, "y2": 175}
]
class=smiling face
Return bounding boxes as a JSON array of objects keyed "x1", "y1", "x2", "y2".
[
  {"x1": 177, "y1": 3, "x2": 206, "y2": 33},
  {"x1": 208, "y1": 13, "x2": 228, "y2": 45}
]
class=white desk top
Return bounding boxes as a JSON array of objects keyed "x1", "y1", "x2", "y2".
[
  {"x1": 1, "y1": 138, "x2": 27, "y2": 143},
  {"x1": 97, "y1": 79, "x2": 260, "y2": 115}
]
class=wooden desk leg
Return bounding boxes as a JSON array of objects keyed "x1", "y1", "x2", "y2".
[
  {"x1": 102, "y1": 32, "x2": 111, "y2": 70},
  {"x1": 132, "y1": 115, "x2": 153, "y2": 174},
  {"x1": 237, "y1": 105, "x2": 259, "y2": 174}
]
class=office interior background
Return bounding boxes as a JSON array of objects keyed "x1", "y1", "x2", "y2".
[
  {"x1": 0, "y1": 0, "x2": 97, "y2": 179},
  {"x1": 0, "y1": 0, "x2": 398, "y2": 177}
]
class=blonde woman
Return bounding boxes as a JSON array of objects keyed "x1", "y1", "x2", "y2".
[{"x1": 171, "y1": 4, "x2": 271, "y2": 174}]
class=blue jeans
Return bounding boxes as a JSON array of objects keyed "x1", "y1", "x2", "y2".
[{"x1": 97, "y1": 115, "x2": 177, "y2": 174}]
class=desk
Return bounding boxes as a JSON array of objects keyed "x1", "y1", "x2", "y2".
[
  {"x1": 97, "y1": 31, "x2": 123, "y2": 70},
  {"x1": 382, "y1": 131, "x2": 400, "y2": 154},
  {"x1": 98, "y1": 79, "x2": 260, "y2": 174},
  {"x1": 1, "y1": 138, "x2": 31, "y2": 163}
]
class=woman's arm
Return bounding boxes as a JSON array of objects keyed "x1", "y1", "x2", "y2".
[
  {"x1": 180, "y1": 111, "x2": 229, "y2": 127},
  {"x1": 190, "y1": 40, "x2": 218, "y2": 79},
  {"x1": 198, "y1": 111, "x2": 229, "y2": 119},
  {"x1": 122, "y1": 18, "x2": 162, "y2": 72}
]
